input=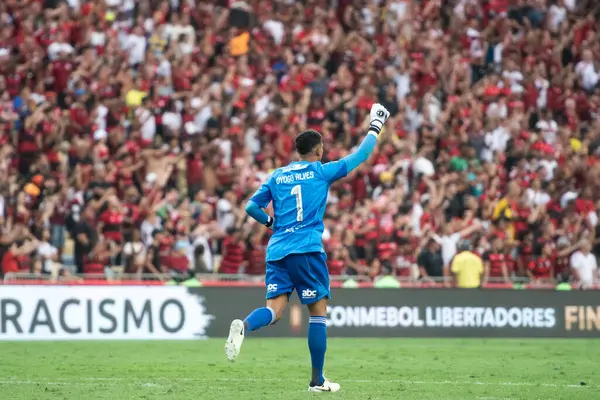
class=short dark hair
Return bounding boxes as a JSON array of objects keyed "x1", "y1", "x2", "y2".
[
  {"x1": 295, "y1": 130, "x2": 322, "y2": 155},
  {"x1": 457, "y1": 240, "x2": 472, "y2": 252}
]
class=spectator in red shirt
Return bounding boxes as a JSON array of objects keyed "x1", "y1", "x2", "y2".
[
  {"x1": 1, "y1": 239, "x2": 39, "y2": 276},
  {"x1": 376, "y1": 229, "x2": 398, "y2": 263},
  {"x1": 517, "y1": 232, "x2": 534, "y2": 277},
  {"x1": 553, "y1": 237, "x2": 583, "y2": 283},
  {"x1": 395, "y1": 238, "x2": 418, "y2": 278},
  {"x1": 528, "y1": 242, "x2": 556, "y2": 284},
  {"x1": 327, "y1": 247, "x2": 347, "y2": 276},
  {"x1": 97, "y1": 198, "x2": 124, "y2": 243},
  {"x1": 220, "y1": 228, "x2": 246, "y2": 274},
  {"x1": 483, "y1": 236, "x2": 510, "y2": 283},
  {"x1": 245, "y1": 225, "x2": 267, "y2": 275},
  {"x1": 169, "y1": 239, "x2": 191, "y2": 275}
]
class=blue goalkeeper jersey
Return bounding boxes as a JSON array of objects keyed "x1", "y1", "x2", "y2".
[
  {"x1": 249, "y1": 160, "x2": 348, "y2": 261},
  {"x1": 248, "y1": 133, "x2": 378, "y2": 262}
]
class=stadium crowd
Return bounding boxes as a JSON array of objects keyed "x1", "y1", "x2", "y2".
[{"x1": 1, "y1": 0, "x2": 600, "y2": 287}]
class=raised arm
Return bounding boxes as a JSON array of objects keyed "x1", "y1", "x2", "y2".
[
  {"x1": 456, "y1": 220, "x2": 483, "y2": 239},
  {"x1": 322, "y1": 103, "x2": 390, "y2": 183}
]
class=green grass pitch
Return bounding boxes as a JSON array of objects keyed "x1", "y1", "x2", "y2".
[{"x1": 0, "y1": 339, "x2": 597, "y2": 399}]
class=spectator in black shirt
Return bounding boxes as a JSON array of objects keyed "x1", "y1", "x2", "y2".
[
  {"x1": 417, "y1": 238, "x2": 444, "y2": 281},
  {"x1": 72, "y1": 206, "x2": 98, "y2": 274},
  {"x1": 442, "y1": 181, "x2": 465, "y2": 221},
  {"x1": 378, "y1": 84, "x2": 400, "y2": 117},
  {"x1": 144, "y1": 229, "x2": 164, "y2": 279}
]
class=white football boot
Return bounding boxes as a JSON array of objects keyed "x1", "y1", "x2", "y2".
[
  {"x1": 308, "y1": 378, "x2": 341, "y2": 393},
  {"x1": 225, "y1": 319, "x2": 245, "y2": 362}
]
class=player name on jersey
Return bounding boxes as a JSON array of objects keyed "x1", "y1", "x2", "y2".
[{"x1": 275, "y1": 171, "x2": 315, "y2": 185}]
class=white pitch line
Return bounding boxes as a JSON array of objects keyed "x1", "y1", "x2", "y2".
[
  {"x1": 0, "y1": 381, "x2": 90, "y2": 386},
  {"x1": 139, "y1": 383, "x2": 164, "y2": 388},
  {"x1": 0, "y1": 378, "x2": 590, "y2": 389}
]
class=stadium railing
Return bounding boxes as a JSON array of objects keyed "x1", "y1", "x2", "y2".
[
  {"x1": 0, "y1": 272, "x2": 369, "y2": 285},
  {"x1": 2, "y1": 272, "x2": 592, "y2": 289}
]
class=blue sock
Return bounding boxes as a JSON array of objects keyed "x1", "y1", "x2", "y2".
[
  {"x1": 243, "y1": 307, "x2": 276, "y2": 332},
  {"x1": 308, "y1": 316, "x2": 327, "y2": 386}
]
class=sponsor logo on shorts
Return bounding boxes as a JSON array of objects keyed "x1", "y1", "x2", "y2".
[
  {"x1": 301, "y1": 289, "x2": 317, "y2": 299},
  {"x1": 267, "y1": 284, "x2": 278, "y2": 293}
]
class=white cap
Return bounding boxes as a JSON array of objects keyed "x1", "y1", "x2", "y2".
[
  {"x1": 93, "y1": 129, "x2": 107, "y2": 141},
  {"x1": 217, "y1": 198, "x2": 232, "y2": 212},
  {"x1": 184, "y1": 121, "x2": 199, "y2": 135},
  {"x1": 413, "y1": 157, "x2": 435, "y2": 176}
]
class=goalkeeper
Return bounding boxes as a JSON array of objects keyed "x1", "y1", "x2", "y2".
[{"x1": 225, "y1": 103, "x2": 391, "y2": 393}]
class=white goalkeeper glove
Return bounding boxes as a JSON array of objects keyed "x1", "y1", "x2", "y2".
[{"x1": 369, "y1": 103, "x2": 390, "y2": 136}]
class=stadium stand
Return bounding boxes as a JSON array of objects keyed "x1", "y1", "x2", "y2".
[{"x1": 1, "y1": 0, "x2": 600, "y2": 289}]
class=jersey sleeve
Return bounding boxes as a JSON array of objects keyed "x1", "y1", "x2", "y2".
[
  {"x1": 322, "y1": 133, "x2": 377, "y2": 183},
  {"x1": 321, "y1": 160, "x2": 349, "y2": 183},
  {"x1": 249, "y1": 180, "x2": 272, "y2": 208}
]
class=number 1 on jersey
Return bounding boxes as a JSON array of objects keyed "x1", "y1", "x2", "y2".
[{"x1": 291, "y1": 185, "x2": 304, "y2": 222}]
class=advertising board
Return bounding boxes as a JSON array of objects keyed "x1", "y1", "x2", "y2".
[
  {"x1": 1, "y1": 286, "x2": 599, "y2": 339},
  {"x1": 0, "y1": 286, "x2": 213, "y2": 340}
]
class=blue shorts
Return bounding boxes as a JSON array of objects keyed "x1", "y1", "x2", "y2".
[{"x1": 265, "y1": 252, "x2": 330, "y2": 305}]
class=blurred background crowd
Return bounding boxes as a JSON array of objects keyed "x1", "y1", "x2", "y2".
[{"x1": 1, "y1": 0, "x2": 599, "y2": 287}]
